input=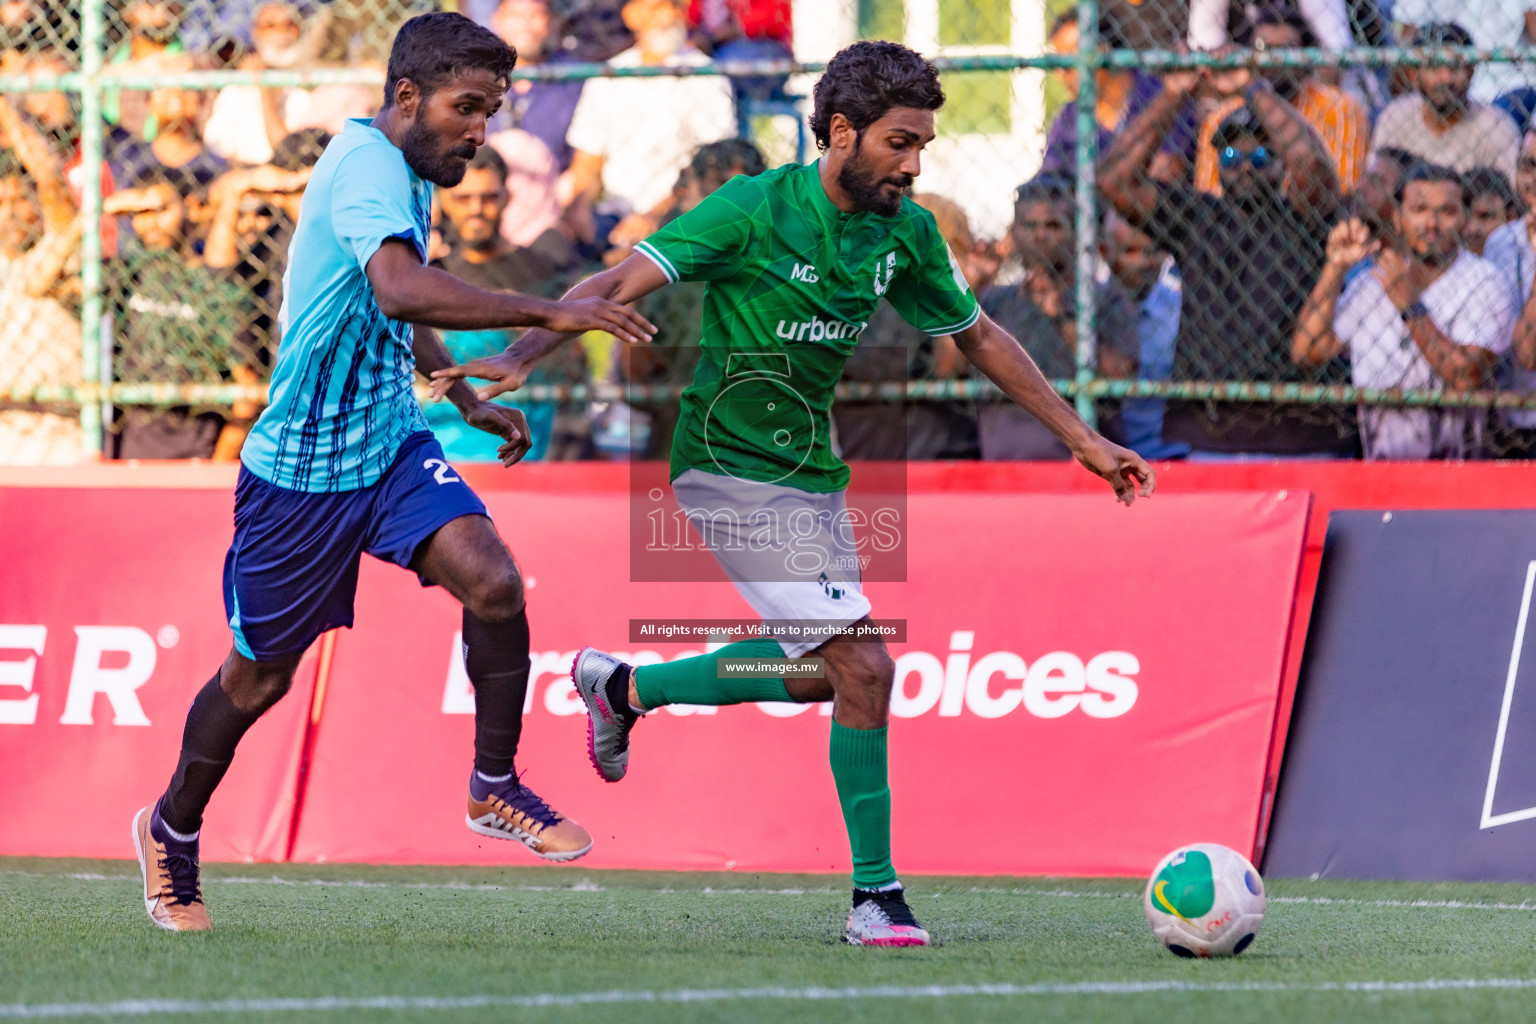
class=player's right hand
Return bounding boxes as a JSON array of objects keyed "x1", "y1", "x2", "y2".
[
  {"x1": 544, "y1": 296, "x2": 656, "y2": 345},
  {"x1": 430, "y1": 352, "x2": 530, "y2": 402}
]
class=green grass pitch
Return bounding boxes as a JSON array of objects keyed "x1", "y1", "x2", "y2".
[{"x1": 5, "y1": 857, "x2": 1536, "y2": 1023}]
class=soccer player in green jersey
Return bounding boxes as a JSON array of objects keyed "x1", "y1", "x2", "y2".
[{"x1": 433, "y1": 40, "x2": 1155, "y2": 945}]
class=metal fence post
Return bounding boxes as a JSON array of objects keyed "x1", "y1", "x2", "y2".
[
  {"x1": 78, "y1": 0, "x2": 105, "y2": 458},
  {"x1": 1073, "y1": 0, "x2": 1100, "y2": 428}
]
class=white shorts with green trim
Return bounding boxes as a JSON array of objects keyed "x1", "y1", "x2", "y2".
[{"x1": 671, "y1": 468, "x2": 873, "y2": 659}]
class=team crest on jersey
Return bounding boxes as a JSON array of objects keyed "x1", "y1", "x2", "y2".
[{"x1": 872, "y1": 251, "x2": 896, "y2": 296}]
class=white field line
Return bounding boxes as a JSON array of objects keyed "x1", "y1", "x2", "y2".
[
  {"x1": 8, "y1": 872, "x2": 1536, "y2": 911},
  {"x1": 5, "y1": 979, "x2": 1536, "y2": 1018},
  {"x1": 0, "y1": 872, "x2": 832, "y2": 895}
]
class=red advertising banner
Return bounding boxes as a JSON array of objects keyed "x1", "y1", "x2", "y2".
[
  {"x1": 0, "y1": 465, "x2": 1310, "y2": 875},
  {"x1": 291, "y1": 487, "x2": 1309, "y2": 876},
  {"x1": 0, "y1": 485, "x2": 314, "y2": 862}
]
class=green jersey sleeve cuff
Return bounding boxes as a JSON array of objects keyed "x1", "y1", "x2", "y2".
[
  {"x1": 920, "y1": 301, "x2": 981, "y2": 337},
  {"x1": 635, "y1": 241, "x2": 680, "y2": 284}
]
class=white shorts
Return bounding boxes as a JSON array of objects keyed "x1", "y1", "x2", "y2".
[{"x1": 672, "y1": 468, "x2": 874, "y2": 658}]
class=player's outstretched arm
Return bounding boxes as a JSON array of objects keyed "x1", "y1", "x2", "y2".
[
  {"x1": 953, "y1": 312, "x2": 1156, "y2": 505},
  {"x1": 429, "y1": 253, "x2": 671, "y2": 402},
  {"x1": 412, "y1": 325, "x2": 532, "y2": 467},
  {"x1": 367, "y1": 239, "x2": 657, "y2": 344}
]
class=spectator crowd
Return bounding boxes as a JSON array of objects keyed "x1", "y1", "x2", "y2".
[{"x1": 8, "y1": 0, "x2": 1536, "y2": 463}]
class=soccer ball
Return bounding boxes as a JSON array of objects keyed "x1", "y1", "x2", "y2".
[{"x1": 1144, "y1": 843, "x2": 1265, "y2": 958}]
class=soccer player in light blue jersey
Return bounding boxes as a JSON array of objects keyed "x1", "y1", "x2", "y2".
[{"x1": 132, "y1": 13, "x2": 656, "y2": 932}]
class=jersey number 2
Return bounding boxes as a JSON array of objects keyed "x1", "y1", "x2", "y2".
[{"x1": 423, "y1": 458, "x2": 460, "y2": 485}]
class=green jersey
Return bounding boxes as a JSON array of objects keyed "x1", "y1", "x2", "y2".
[{"x1": 635, "y1": 160, "x2": 979, "y2": 493}]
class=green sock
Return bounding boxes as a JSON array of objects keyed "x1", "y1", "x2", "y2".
[
  {"x1": 829, "y1": 721, "x2": 897, "y2": 889},
  {"x1": 633, "y1": 638, "x2": 793, "y2": 708}
]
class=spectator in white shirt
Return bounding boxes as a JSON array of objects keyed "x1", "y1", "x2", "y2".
[
  {"x1": 1293, "y1": 164, "x2": 1516, "y2": 458},
  {"x1": 1370, "y1": 22, "x2": 1522, "y2": 181},
  {"x1": 202, "y1": 2, "x2": 316, "y2": 165},
  {"x1": 203, "y1": 3, "x2": 375, "y2": 166},
  {"x1": 1485, "y1": 129, "x2": 1536, "y2": 445},
  {"x1": 1392, "y1": 0, "x2": 1536, "y2": 106},
  {"x1": 560, "y1": 0, "x2": 736, "y2": 240}
]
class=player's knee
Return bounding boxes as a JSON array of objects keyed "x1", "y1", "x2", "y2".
[
  {"x1": 228, "y1": 668, "x2": 294, "y2": 716},
  {"x1": 787, "y1": 676, "x2": 836, "y2": 703},
  {"x1": 864, "y1": 647, "x2": 897, "y2": 694},
  {"x1": 254, "y1": 672, "x2": 294, "y2": 711},
  {"x1": 840, "y1": 646, "x2": 895, "y2": 697},
  {"x1": 466, "y1": 568, "x2": 525, "y2": 622}
]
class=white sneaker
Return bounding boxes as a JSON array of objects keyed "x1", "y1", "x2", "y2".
[
  {"x1": 844, "y1": 885, "x2": 930, "y2": 947},
  {"x1": 571, "y1": 647, "x2": 638, "y2": 783}
]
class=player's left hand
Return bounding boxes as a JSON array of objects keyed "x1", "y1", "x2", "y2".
[
  {"x1": 463, "y1": 401, "x2": 532, "y2": 467},
  {"x1": 1073, "y1": 436, "x2": 1157, "y2": 506},
  {"x1": 431, "y1": 351, "x2": 531, "y2": 402}
]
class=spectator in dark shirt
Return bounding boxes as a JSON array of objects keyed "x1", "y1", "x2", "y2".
[
  {"x1": 1462, "y1": 165, "x2": 1520, "y2": 256},
  {"x1": 977, "y1": 177, "x2": 1139, "y2": 459},
  {"x1": 1101, "y1": 64, "x2": 1355, "y2": 457},
  {"x1": 1192, "y1": 6, "x2": 1370, "y2": 197},
  {"x1": 108, "y1": 84, "x2": 228, "y2": 193},
  {"x1": 626, "y1": 138, "x2": 768, "y2": 458},
  {"x1": 435, "y1": 145, "x2": 572, "y2": 296},
  {"x1": 200, "y1": 134, "x2": 321, "y2": 458},
  {"x1": 833, "y1": 192, "x2": 993, "y2": 461},
  {"x1": 105, "y1": 0, "x2": 188, "y2": 140},
  {"x1": 489, "y1": 0, "x2": 585, "y2": 171},
  {"x1": 425, "y1": 145, "x2": 581, "y2": 462},
  {"x1": 1103, "y1": 209, "x2": 1190, "y2": 460},
  {"x1": 101, "y1": 180, "x2": 253, "y2": 459},
  {"x1": 1041, "y1": 11, "x2": 1197, "y2": 184}
]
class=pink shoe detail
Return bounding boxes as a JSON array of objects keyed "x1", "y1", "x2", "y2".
[
  {"x1": 574, "y1": 648, "x2": 622, "y2": 784},
  {"x1": 860, "y1": 928, "x2": 929, "y2": 947}
]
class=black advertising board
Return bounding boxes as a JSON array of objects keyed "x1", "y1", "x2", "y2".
[{"x1": 1266, "y1": 510, "x2": 1536, "y2": 881}]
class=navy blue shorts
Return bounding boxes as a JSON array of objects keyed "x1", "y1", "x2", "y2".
[{"x1": 223, "y1": 431, "x2": 488, "y2": 661}]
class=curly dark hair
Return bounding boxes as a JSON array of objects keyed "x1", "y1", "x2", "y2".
[
  {"x1": 810, "y1": 40, "x2": 945, "y2": 151},
  {"x1": 1395, "y1": 162, "x2": 1466, "y2": 206},
  {"x1": 383, "y1": 12, "x2": 518, "y2": 109},
  {"x1": 1464, "y1": 165, "x2": 1519, "y2": 215},
  {"x1": 271, "y1": 128, "x2": 332, "y2": 171},
  {"x1": 692, "y1": 138, "x2": 767, "y2": 180}
]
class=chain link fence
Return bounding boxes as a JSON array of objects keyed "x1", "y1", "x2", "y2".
[{"x1": 5, "y1": 0, "x2": 1536, "y2": 463}]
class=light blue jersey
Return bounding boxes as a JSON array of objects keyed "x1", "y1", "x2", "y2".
[{"x1": 242, "y1": 118, "x2": 432, "y2": 492}]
